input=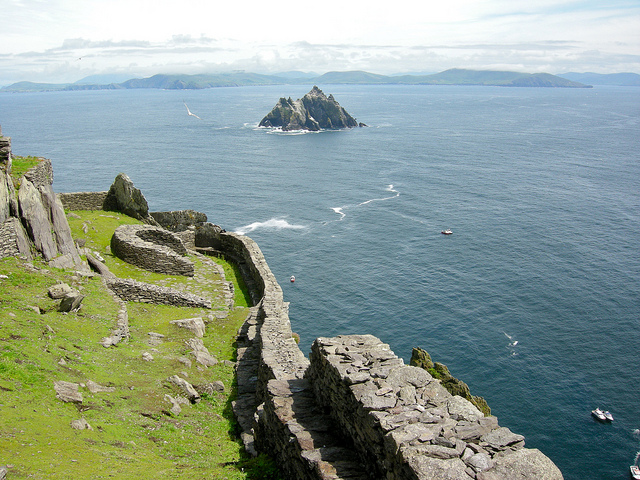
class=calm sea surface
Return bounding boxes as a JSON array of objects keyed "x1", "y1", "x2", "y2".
[{"x1": 1, "y1": 84, "x2": 639, "y2": 479}]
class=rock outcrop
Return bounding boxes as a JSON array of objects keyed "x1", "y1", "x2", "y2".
[
  {"x1": 103, "y1": 173, "x2": 158, "y2": 225},
  {"x1": 259, "y1": 86, "x2": 362, "y2": 131},
  {"x1": 0, "y1": 132, "x2": 83, "y2": 267},
  {"x1": 150, "y1": 209, "x2": 208, "y2": 232}
]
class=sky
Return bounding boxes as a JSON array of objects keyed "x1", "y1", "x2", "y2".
[{"x1": 1, "y1": 0, "x2": 639, "y2": 85}]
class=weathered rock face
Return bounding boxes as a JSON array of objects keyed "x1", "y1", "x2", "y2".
[
  {"x1": 150, "y1": 209, "x2": 208, "y2": 232},
  {"x1": 259, "y1": 86, "x2": 361, "y2": 131},
  {"x1": 0, "y1": 143, "x2": 82, "y2": 266},
  {"x1": 18, "y1": 178, "x2": 58, "y2": 260},
  {"x1": 103, "y1": 173, "x2": 157, "y2": 223}
]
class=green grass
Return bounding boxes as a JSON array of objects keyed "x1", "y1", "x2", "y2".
[
  {"x1": 0, "y1": 211, "x2": 281, "y2": 479},
  {"x1": 9, "y1": 155, "x2": 44, "y2": 183}
]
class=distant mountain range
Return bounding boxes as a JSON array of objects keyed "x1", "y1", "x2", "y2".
[
  {"x1": 557, "y1": 72, "x2": 640, "y2": 86},
  {"x1": 2, "y1": 69, "x2": 638, "y2": 92}
]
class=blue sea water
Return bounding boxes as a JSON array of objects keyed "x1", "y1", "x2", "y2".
[{"x1": 1, "y1": 84, "x2": 639, "y2": 479}]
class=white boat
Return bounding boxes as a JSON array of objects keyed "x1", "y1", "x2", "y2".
[
  {"x1": 441, "y1": 229, "x2": 453, "y2": 235},
  {"x1": 591, "y1": 407, "x2": 607, "y2": 421},
  {"x1": 290, "y1": 275, "x2": 295, "y2": 283},
  {"x1": 630, "y1": 465, "x2": 640, "y2": 480},
  {"x1": 603, "y1": 410, "x2": 614, "y2": 421}
]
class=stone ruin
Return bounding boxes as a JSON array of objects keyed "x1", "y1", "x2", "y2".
[
  {"x1": 196, "y1": 230, "x2": 564, "y2": 480},
  {"x1": 0, "y1": 141, "x2": 563, "y2": 479},
  {"x1": 110, "y1": 223, "x2": 195, "y2": 276}
]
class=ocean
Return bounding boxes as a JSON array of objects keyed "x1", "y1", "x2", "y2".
[{"x1": 1, "y1": 83, "x2": 639, "y2": 479}]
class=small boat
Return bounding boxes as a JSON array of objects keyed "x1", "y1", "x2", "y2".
[
  {"x1": 603, "y1": 410, "x2": 614, "y2": 422},
  {"x1": 290, "y1": 275, "x2": 295, "y2": 283},
  {"x1": 591, "y1": 407, "x2": 607, "y2": 421},
  {"x1": 441, "y1": 229, "x2": 453, "y2": 235},
  {"x1": 630, "y1": 465, "x2": 640, "y2": 480}
]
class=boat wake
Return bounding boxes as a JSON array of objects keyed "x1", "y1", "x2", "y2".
[
  {"x1": 358, "y1": 184, "x2": 400, "y2": 206},
  {"x1": 235, "y1": 217, "x2": 307, "y2": 235},
  {"x1": 330, "y1": 185, "x2": 399, "y2": 221}
]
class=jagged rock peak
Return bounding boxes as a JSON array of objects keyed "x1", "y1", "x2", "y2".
[{"x1": 259, "y1": 86, "x2": 364, "y2": 132}]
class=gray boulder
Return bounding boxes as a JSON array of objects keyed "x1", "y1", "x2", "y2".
[
  {"x1": 0, "y1": 171, "x2": 12, "y2": 224},
  {"x1": 103, "y1": 173, "x2": 157, "y2": 224},
  {"x1": 170, "y1": 317, "x2": 206, "y2": 337},
  {"x1": 40, "y1": 184, "x2": 82, "y2": 265},
  {"x1": 167, "y1": 375, "x2": 201, "y2": 403},
  {"x1": 54, "y1": 380, "x2": 83, "y2": 403},
  {"x1": 59, "y1": 291, "x2": 85, "y2": 312},
  {"x1": 186, "y1": 337, "x2": 218, "y2": 367},
  {"x1": 70, "y1": 418, "x2": 93, "y2": 430},
  {"x1": 48, "y1": 282, "x2": 74, "y2": 299}
]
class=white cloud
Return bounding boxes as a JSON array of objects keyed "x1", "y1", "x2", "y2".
[{"x1": 0, "y1": 0, "x2": 638, "y2": 84}]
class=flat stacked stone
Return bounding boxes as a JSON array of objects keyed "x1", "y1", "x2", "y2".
[
  {"x1": 306, "y1": 335, "x2": 563, "y2": 480},
  {"x1": 106, "y1": 277, "x2": 211, "y2": 309},
  {"x1": 111, "y1": 224, "x2": 194, "y2": 276}
]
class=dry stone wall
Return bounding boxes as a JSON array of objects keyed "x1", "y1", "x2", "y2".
[
  {"x1": 306, "y1": 336, "x2": 563, "y2": 480},
  {"x1": 0, "y1": 217, "x2": 32, "y2": 260},
  {"x1": 58, "y1": 191, "x2": 108, "y2": 211},
  {"x1": 105, "y1": 277, "x2": 211, "y2": 309},
  {"x1": 194, "y1": 227, "x2": 563, "y2": 480},
  {"x1": 111, "y1": 224, "x2": 194, "y2": 276},
  {"x1": 37, "y1": 167, "x2": 562, "y2": 479}
]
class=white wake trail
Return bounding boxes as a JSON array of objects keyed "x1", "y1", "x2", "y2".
[
  {"x1": 358, "y1": 184, "x2": 400, "y2": 206},
  {"x1": 330, "y1": 184, "x2": 400, "y2": 221}
]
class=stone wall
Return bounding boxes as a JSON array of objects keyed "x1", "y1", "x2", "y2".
[
  {"x1": 23, "y1": 158, "x2": 53, "y2": 188},
  {"x1": 58, "y1": 191, "x2": 108, "y2": 211},
  {"x1": 195, "y1": 228, "x2": 369, "y2": 479},
  {"x1": 195, "y1": 226, "x2": 563, "y2": 480},
  {"x1": 0, "y1": 217, "x2": 32, "y2": 260},
  {"x1": 111, "y1": 224, "x2": 194, "y2": 276},
  {"x1": 306, "y1": 335, "x2": 563, "y2": 480},
  {"x1": 151, "y1": 210, "x2": 208, "y2": 232},
  {"x1": 105, "y1": 277, "x2": 211, "y2": 309},
  {"x1": 0, "y1": 131, "x2": 11, "y2": 168}
]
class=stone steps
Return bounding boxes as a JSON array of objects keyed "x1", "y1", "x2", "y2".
[{"x1": 233, "y1": 304, "x2": 370, "y2": 480}]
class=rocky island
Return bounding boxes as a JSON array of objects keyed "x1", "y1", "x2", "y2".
[{"x1": 259, "y1": 86, "x2": 365, "y2": 131}]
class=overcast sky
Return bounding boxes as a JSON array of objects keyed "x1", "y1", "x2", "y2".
[{"x1": 1, "y1": 0, "x2": 639, "y2": 85}]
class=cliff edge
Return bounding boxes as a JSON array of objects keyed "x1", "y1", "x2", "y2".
[{"x1": 259, "y1": 86, "x2": 363, "y2": 131}]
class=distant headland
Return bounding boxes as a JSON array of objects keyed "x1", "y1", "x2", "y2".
[{"x1": 10, "y1": 68, "x2": 640, "y2": 92}]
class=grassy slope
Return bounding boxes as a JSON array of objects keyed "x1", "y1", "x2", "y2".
[{"x1": 0, "y1": 210, "x2": 277, "y2": 479}]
